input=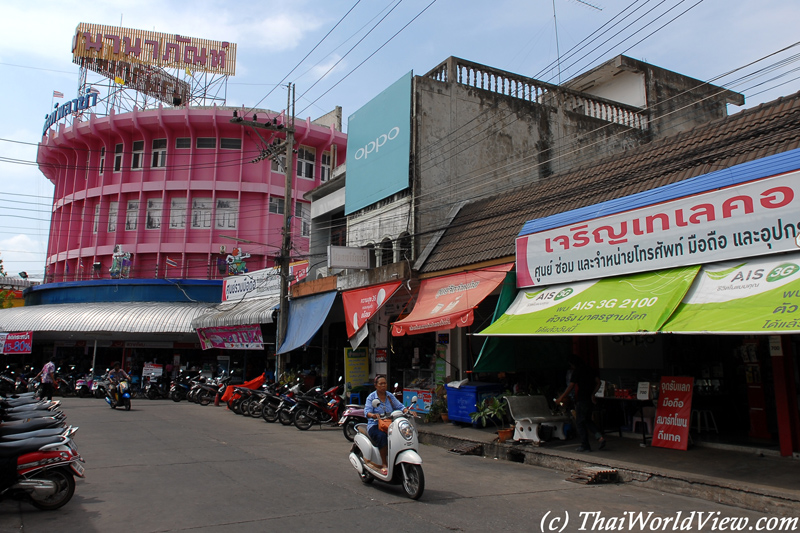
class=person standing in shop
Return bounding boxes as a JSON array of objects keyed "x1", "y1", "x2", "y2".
[{"x1": 558, "y1": 355, "x2": 606, "y2": 452}]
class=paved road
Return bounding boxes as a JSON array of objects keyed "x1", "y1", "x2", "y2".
[{"x1": 0, "y1": 398, "x2": 791, "y2": 532}]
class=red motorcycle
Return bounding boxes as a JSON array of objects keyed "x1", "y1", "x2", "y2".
[
  {"x1": 292, "y1": 380, "x2": 344, "y2": 431},
  {"x1": 0, "y1": 434, "x2": 84, "y2": 510}
]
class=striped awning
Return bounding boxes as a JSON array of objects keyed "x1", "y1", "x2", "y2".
[
  {"x1": 190, "y1": 295, "x2": 280, "y2": 329},
  {"x1": 0, "y1": 301, "x2": 213, "y2": 334}
]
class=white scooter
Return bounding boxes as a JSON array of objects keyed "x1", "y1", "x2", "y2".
[{"x1": 348, "y1": 397, "x2": 424, "y2": 500}]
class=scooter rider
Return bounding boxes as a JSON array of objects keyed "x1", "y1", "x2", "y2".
[
  {"x1": 364, "y1": 375, "x2": 408, "y2": 475},
  {"x1": 108, "y1": 361, "x2": 130, "y2": 404}
]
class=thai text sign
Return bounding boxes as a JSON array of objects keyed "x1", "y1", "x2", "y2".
[
  {"x1": 142, "y1": 363, "x2": 163, "y2": 377},
  {"x1": 652, "y1": 376, "x2": 693, "y2": 451},
  {"x1": 2, "y1": 331, "x2": 32, "y2": 355},
  {"x1": 42, "y1": 89, "x2": 99, "y2": 136},
  {"x1": 516, "y1": 171, "x2": 800, "y2": 287},
  {"x1": 197, "y1": 325, "x2": 263, "y2": 351},
  {"x1": 78, "y1": 57, "x2": 190, "y2": 106},
  {"x1": 662, "y1": 252, "x2": 800, "y2": 334},
  {"x1": 73, "y1": 23, "x2": 236, "y2": 75},
  {"x1": 344, "y1": 347, "x2": 369, "y2": 392},
  {"x1": 222, "y1": 261, "x2": 308, "y2": 302},
  {"x1": 342, "y1": 281, "x2": 402, "y2": 338}
]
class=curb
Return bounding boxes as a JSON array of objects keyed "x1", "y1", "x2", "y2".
[{"x1": 418, "y1": 430, "x2": 800, "y2": 517}]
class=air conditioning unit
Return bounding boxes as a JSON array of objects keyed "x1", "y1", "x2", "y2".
[
  {"x1": 219, "y1": 245, "x2": 226, "y2": 254},
  {"x1": 316, "y1": 266, "x2": 328, "y2": 279}
]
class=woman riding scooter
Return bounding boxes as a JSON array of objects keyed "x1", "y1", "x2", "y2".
[{"x1": 363, "y1": 375, "x2": 408, "y2": 475}]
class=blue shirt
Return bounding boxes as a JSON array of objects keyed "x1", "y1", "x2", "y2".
[{"x1": 364, "y1": 391, "x2": 405, "y2": 431}]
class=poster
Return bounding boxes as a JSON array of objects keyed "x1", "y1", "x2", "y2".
[
  {"x1": 651, "y1": 376, "x2": 694, "y2": 451},
  {"x1": 2, "y1": 331, "x2": 32, "y2": 355},
  {"x1": 196, "y1": 324, "x2": 264, "y2": 350},
  {"x1": 142, "y1": 363, "x2": 163, "y2": 377},
  {"x1": 344, "y1": 347, "x2": 369, "y2": 394}
]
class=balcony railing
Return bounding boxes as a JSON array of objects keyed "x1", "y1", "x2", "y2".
[{"x1": 425, "y1": 57, "x2": 648, "y2": 130}]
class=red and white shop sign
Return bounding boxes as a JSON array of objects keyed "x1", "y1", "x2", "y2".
[
  {"x1": 652, "y1": 376, "x2": 694, "y2": 451},
  {"x1": 342, "y1": 281, "x2": 403, "y2": 338}
]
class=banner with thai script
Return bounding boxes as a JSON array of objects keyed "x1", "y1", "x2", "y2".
[
  {"x1": 392, "y1": 264, "x2": 513, "y2": 336},
  {"x1": 342, "y1": 281, "x2": 403, "y2": 338},
  {"x1": 477, "y1": 266, "x2": 698, "y2": 336},
  {"x1": 196, "y1": 325, "x2": 263, "y2": 351},
  {"x1": 652, "y1": 376, "x2": 694, "y2": 451},
  {"x1": 222, "y1": 260, "x2": 308, "y2": 302},
  {"x1": 2, "y1": 331, "x2": 33, "y2": 355},
  {"x1": 516, "y1": 170, "x2": 800, "y2": 287},
  {"x1": 662, "y1": 252, "x2": 800, "y2": 334}
]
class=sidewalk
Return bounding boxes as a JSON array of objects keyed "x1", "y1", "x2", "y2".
[{"x1": 417, "y1": 421, "x2": 800, "y2": 516}]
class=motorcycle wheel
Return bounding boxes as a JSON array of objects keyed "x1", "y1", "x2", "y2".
[
  {"x1": 170, "y1": 390, "x2": 182, "y2": 403},
  {"x1": 198, "y1": 391, "x2": 213, "y2": 406},
  {"x1": 278, "y1": 408, "x2": 293, "y2": 426},
  {"x1": 248, "y1": 401, "x2": 262, "y2": 417},
  {"x1": 124, "y1": 398, "x2": 131, "y2": 411},
  {"x1": 294, "y1": 407, "x2": 313, "y2": 431},
  {"x1": 147, "y1": 388, "x2": 158, "y2": 400},
  {"x1": 401, "y1": 463, "x2": 425, "y2": 500},
  {"x1": 59, "y1": 384, "x2": 72, "y2": 397},
  {"x1": 94, "y1": 389, "x2": 104, "y2": 399},
  {"x1": 231, "y1": 398, "x2": 243, "y2": 415},
  {"x1": 262, "y1": 405, "x2": 278, "y2": 423},
  {"x1": 29, "y1": 467, "x2": 76, "y2": 510},
  {"x1": 343, "y1": 419, "x2": 358, "y2": 442},
  {"x1": 239, "y1": 398, "x2": 252, "y2": 416}
]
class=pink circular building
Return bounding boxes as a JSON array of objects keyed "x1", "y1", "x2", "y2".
[{"x1": 37, "y1": 106, "x2": 346, "y2": 281}]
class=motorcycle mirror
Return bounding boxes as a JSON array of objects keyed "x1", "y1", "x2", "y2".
[
  {"x1": 371, "y1": 398, "x2": 381, "y2": 408},
  {"x1": 394, "y1": 382, "x2": 399, "y2": 389}
]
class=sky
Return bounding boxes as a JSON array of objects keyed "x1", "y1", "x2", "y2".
[{"x1": 1, "y1": 0, "x2": 799, "y2": 280}]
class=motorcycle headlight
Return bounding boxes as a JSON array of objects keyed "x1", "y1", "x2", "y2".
[{"x1": 398, "y1": 419, "x2": 414, "y2": 441}]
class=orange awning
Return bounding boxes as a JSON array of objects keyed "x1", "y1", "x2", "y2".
[{"x1": 392, "y1": 264, "x2": 513, "y2": 336}]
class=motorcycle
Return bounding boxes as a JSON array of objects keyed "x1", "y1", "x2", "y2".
[
  {"x1": 293, "y1": 380, "x2": 345, "y2": 431},
  {"x1": 339, "y1": 404, "x2": 367, "y2": 442},
  {"x1": 169, "y1": 370, "x2": 201, "y2": 402},
  {"x1": 144, "y1": 376, "x2": 170, "y2": 400},
  {"x1": 0, "y1": 434, "x2": 84, "y2": 510},
  {"x1": 105, "y1": 380, "x2": 131, "y2": 410},
  {"x1": 348, "y1": 396, "x2": 424, "y2": 500},
  {"x1": 263, "y1": 381, "x2": 301, "y2": 425},
  {"x1": 74, "y1": 375, "x2": 94, "y2": 398},
  {"x1": 91, "y1": 372, "x2": 110, "y2": 399}
]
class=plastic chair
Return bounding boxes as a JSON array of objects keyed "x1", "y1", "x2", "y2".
[
  {"x1": 631, "y1": 406, "x2": 656, "y2": 435},
  {"x1": 691, "y1": 409, "x2": 718, "y2": 434},
  {"x1": 350, "y1": 393, "x2": 361, "y2": 405}
]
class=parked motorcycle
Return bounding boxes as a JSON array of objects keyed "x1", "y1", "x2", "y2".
[
  {"x1": 0, "y1": 434, "x2": 84, "y2": 510},
  {"x1": 74, "y1": 375, "x2": 94, "y2": 398},
  {"x1": 263, "y1": 381, "x2": 301, "y2": 425},
  {"x1": 105, "y1": 380, "x2": 131, "y2": 410},
  {"x1": 348, "y1": 397, "x2": 424, "y2": 500},
  {"x1": 170, "y1": 370, "x2": 201, "y2": 402},
  {"x1": 293, "y1": 380, "x2": 345, "y2": 431},
  {"x1": 91, "y1": 371, "x2": 110, "y2": 399},
  {"x1": 144, "y1": 377, "x2": 170, "y2": 400},
  {"x1": 339, "y1": 404, "x2": 367, "y2": 442}
]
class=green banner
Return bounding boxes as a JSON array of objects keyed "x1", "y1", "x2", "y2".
[
  {"x1": 478, "y1": 266, "x2": 699, "y2": 336},
  {"x1": 662, "y1": 253, "x2": 800, "y2": 334}
]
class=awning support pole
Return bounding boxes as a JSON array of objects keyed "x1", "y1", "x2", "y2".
[{"x1": 90, "y1": 340, "x2": 97, "y2": 380}]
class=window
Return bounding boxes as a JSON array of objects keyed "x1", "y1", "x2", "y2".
[
  {"x1": 152, "y1": 139, "x2": 167, "y2": 168},
  {"x1": 320, "y1": 152, "x2": 331, "y2": 182},
  {"x1": 131, "y1": 140, "x2": 145, "y2": 170},
  {"x1": 169, "y1": 198, "x2": 187, "y2": 229},
  {"x1": 113, "y1": 143, "x2": 123, "y2": 172},
  {"x1": 196, "y1": 137, "x2": 216, "y2": 149},
  {"x1": 215, "y1": 199, "x2": 238, "y2": 229},
  {"x1": 125, "y1": 200, "x2": 139, "y2": 231},
  {"x1": 380, "y1": 237, "x2": 394, "y2": 266},
  {"x1": 330, "y1": 217, "x2": 346, "y2": 247},
  {"x1": 268, "y1": 197, "x2": 284, "y2": 215},
  {"x1": 296, "y1": 147, "x2": 315, "y2": 179},
  {"x1": 108, "y1": 201, "x2": 118, "y2": 232},
  {"x1": 296, "y1": 202, "x2": 310, "y2": 237},
  {"x1": 271, "y1": 154, "x2": 286, "y2": 173},
  {"x1": 176, "y1": 138, "x2": 191, "y2": 149},
  {"x1": 220, "y1": 138, "x2": 242, "y2": 150},
  {"x1": 93, "y1": 203, "x2": 100, "y2": 234},
  {"x1": 146, "y1": 199, "x2": 162, "y2": 229},
  {"x1": 99, "y1": 147, "x2": 105, "y2": 174},
  {"x1": 191, "y1": 198, "x2": 213, "y2": 229}
]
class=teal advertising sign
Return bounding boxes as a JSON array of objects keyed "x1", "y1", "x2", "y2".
[{"x1": 344, "y1": 72, "x2": 412, "y2": 215}]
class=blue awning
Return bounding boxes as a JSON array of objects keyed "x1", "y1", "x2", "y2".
[{"x1": 277, "y1": 291, "x2": 337, "y2": 354}]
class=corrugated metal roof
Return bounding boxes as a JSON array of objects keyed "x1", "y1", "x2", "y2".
[
  {"x1": 420, "y1": 91, "x2": 800, "y2": 273},
  {"x1": 191, "y1": 295, "x2": 280, "y2": 329},
  {"x1": 0, "y1": 302, "x2": 213, "y2": 334}
]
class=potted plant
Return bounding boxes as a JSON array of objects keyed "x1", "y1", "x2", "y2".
[{"x1": 470, "y1": 396, "x2": 513, "y2": 442}]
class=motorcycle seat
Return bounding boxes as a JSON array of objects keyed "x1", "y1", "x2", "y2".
[
  {"x1": 356, "y1": 424, "x2": 382, "y2": 447},
  {"x1": 1, "y1": 427, "x2": 68, "y2": 441},
  {"x1": 0, "y1": 436, "x2": 65, "y2": 458}
]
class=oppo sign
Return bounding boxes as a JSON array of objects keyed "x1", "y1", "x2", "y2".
[{"x1": 354, "y1": 126, "x2": 401, "y2": 160}]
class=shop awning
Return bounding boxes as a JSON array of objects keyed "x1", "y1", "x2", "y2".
[
  {"x1": 342, "y1": 281, "x2": 403, "y2": 339},
  {"x1": 0, "y1": 301, "x2": 212, "y2": 335},
  {"x1": 392, "y1": 264, "x2": 513, "y2": 336},
  {"x1": 477, "y1": 265, "x2": 700, "y2": 336},
  {"x1": 277, "y1": 291, "x2": 337, "y2": 354},
  {"x1": 662, "y1": 253, "x2": 800, "y2": 334},
  {"x1": 190, "y1": 295, "x2": 280, "y2": 329}
]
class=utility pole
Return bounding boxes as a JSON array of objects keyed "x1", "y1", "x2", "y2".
[{"x1": 229, "y1": 83, "x2": 296, "y2": 377}]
